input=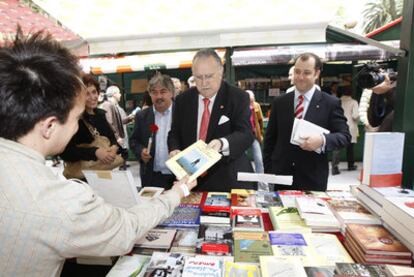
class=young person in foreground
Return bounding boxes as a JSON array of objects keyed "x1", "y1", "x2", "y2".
[{"x1": 0, "y1": 30, "x2": 196, "y2": 277}]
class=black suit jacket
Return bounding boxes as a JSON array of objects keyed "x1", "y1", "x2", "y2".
[
  {"x1": 263, "y1": 90, "x2": 351, "y2": 191},
  {"x1": 130, "y1": 106, "x2": 172, "y2": 187},
  {"x1": 168, "y1": 81, "x2": 254, "y2": 192}
]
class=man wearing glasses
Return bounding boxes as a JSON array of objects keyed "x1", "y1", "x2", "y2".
[
  {"x1": 168, "y1": 49, "x2": 254, "y2": 192},
  {"x1": 130, "y1": 73, "x2": 175, "y2": 188}
]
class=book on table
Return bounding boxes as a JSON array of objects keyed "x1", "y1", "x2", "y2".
[
  {"x1": 135, "y1": 228, "x2": 177, "y2": 249},
  {"x1": 182, "y1": 256, "x2": 222, "y2": 277},
  {"x1": 231, "y1": 207, "x2": 264, "y2": 231},
  {"x1": 361, "y1": 132, "x2": 405, "y2": 187},
  {"x1": 106, "y1": 254, "x2": 151, "y2": 277},
  {"x1": 143, "y1": 252, "x2": 187, "y2": 277},
  {"x1": 166, "y1": 140, "x2": 222, "y2": 182},
  {"x1": 196, "y1": 224, "x2": 233, "y2": 256},
  {"x1": 233, "y1": 231, "x2": 272, "y2": 263},
  {"x1": 327, "y1": 199, "x2": 381, "y2": 225},
  {"x1": 158, "y1": 205, "x2": 201, "y2": 228},
  {"x1": 259, "y1": 256, "x2": 307, "y2": 277},
  {"x1": 345, "y1": 224, "x2": 412, "y2": 257}
]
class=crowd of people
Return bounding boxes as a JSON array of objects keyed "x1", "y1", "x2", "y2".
[{"x1": 0, "y1": 29, "x2": 397, "y2": 276}]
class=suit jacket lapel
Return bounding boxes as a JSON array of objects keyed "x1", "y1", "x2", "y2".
[
  {"x1": 206, "y1": 82, "x2": 225, "y2": 142},
  {"x1": 189, "y1": 90, "x2": 199, "y2": 142},
  {"x1": 304, "y1": 89, "x2": 322, "y2": 123}
]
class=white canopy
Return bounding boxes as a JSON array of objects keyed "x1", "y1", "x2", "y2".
[{"x1": 33, "y1": 0, "x2": 340, "y2": 55}]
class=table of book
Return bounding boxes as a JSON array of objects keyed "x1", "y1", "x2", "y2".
[{"x1": 106, "y1": 188, "x2": 414, "y2": 277}]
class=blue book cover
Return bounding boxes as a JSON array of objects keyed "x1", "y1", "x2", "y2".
[
  {"x1": 158, "y1": 205, "x2": 201, "y2": 227},
  {"x1": 268, "y1": 232, "x2": 307, "y2": 246}
]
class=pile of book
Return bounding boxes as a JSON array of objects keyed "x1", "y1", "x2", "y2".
[
  {"x1": 105, "y1": 188, "x2": 414, "y2": 277},
  {"x1": 382, "y1": 196, "x2": 414, "y2": 253},
  {"x1": 344, "y1": 224, "x2": 412, "y2": 266}
]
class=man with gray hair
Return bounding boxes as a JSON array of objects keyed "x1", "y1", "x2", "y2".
[
  {"x1": 130, "y1": 73, "x2": 176, "y2": 188},
  {"x1": 168, "y1": 48, "x2": 254, "y2": 192}
]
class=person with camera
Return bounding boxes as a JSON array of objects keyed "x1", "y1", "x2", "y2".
[
  {"x1": 357, "y1": 63, "x2": 397, "y2": 132},
  {"x1": 368, "y1": 73, "x2": 396, "y2": 132}
]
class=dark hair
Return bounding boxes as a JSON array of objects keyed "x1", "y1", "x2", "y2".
[
  {"x1": 82, "y1": 74, "x2": 99, "y2": 92},
  {"x1": 192, "y1": 48, "x2": 223, "y2": 67},
  {"x1": 147, "y1": 72, "x2": 174, "y2": 94},
  {"x1": 295, "y1": 52, "x2": 323, "y2": 71},
  {"x1": 0, "y1": 28, "x2": 82, "y2": 140}
]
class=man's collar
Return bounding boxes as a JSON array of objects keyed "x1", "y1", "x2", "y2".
[
  {"x1": 295, "y1": 85, "x2": 316, "y2": 101},
  {"x1": 153, "y1": 103, "x2": 173, "y2": 115}
]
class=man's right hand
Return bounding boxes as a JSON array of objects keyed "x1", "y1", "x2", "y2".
[
  {"x1": 141, "y1": 148, "x2": 152, "y2": 163},
  {"x1": 95, "y1": 148, "x2": 117, "y2": 164},
  {"x1": 169, "y1": 150, "x2": 181, "y2": 158}
]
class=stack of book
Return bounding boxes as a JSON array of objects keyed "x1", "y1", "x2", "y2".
[
  {"x1": 344, "y1": 224, "x2": 412, "y2": 265},
  {"x1": 382, "y1": 196, "x2": 414, "y2": 253},
  {"x1": 327, "y1": 199, "x2": 381, "y2": 227},
  {"x1": 295, "y1": 196, "x2": 341, "y2": 233},
  {"x1": 353, "y1": 184, "x2": 414, "y2": 217}
]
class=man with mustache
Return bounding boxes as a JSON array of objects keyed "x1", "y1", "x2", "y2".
[{"x1": 130, "y1": 73, "x2": 175, "y2": 189}]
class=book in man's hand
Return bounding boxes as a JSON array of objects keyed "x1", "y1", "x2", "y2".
[
  {"x1": 166, "y1": 140, "x2": 222, "y2": 182},
  {"x1": 290, "y1": 118, "x2": 330, "y2": 154}
]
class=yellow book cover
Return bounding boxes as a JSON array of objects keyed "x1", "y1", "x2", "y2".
[{"x1": 224, "y1": 262, "x2": 259, "y2": 277}]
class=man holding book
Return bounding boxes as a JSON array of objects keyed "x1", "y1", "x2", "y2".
[
  {"x1": 0, "y1": 30, "x2": 196, "y2": 277},
  {"x1": 130, "y1": 73, "x2": 176, "y2": 189},
  {"x1": 263, "y1": 52, "x2": 350, "y2": 191},
  {"x1": 168, "y1": 48, "x2": 254, "y2": 192}
]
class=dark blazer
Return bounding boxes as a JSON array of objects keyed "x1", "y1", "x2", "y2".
[
  {"x1": 130, "y1": 106, "x2": 169, "y2": 187},
  {"x1": 263, "y1": 89, "x2": 351, "y2": 191},
  {"x1": 168, "y1": 81, "x2": 254, "y2": 192},
  {"x1": 60, "y1": 108, "x2": 118, "y2": 162}
]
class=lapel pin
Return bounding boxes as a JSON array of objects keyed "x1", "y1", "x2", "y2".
[
  {"x1": 220, "y1": 105, "x2": 224, "y2": 109},
  {"x1": 316, "y1": 105, "x2": 320, "y2": 108}
]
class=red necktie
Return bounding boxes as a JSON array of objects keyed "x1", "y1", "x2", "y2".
[
  {"x1": 295, "y1": 95, "x2": 304, "y2": 119},
  {"x1": 199, "y1": 98, "x2": 210, "y2": 141}
]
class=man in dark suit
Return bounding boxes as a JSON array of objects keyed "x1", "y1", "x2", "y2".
[
  {"x1": 263, "y1": 53, "x2": 351, "y2": 191},
  {"x1": 130, "y1": 73, "x2": 175, "y2": 189},
  {"x1": 168, "y1": 49, "x2": 254, "y2": 192}
]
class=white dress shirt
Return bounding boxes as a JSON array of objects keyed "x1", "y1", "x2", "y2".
[{"x1": 153, "y1": 104, "x2": 173, "y2": 174}]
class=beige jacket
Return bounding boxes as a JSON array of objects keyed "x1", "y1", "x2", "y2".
[
  {"x1": 0, "y1": 138, "x2": 180, "y2": 277},
  {"x1": 341, "y1": 95, "x2": 359, "y2": 143}
]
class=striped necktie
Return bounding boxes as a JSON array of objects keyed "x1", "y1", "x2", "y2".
[{"x1": 295, "y1": 95, "x2": 304, "y2": 119}]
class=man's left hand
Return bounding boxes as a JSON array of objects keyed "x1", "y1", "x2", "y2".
[
  {"x1": 299, "y1": 134, "x2": 323, "y2": 151},
  {"x1": 207, "y1": 139, "x2": 222, "y2": 152}
]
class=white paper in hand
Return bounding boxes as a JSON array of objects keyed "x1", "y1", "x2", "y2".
[{"x1": 290, "y1": 118, "x2": 330, "y2": 153}]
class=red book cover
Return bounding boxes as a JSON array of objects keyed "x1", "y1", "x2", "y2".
[
  {"x1": 201, "y1": 192, "x2": 231, "y2": 213},
  {"x1": 262, "y1": 212, "x2": 274, "y2": 231}
]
